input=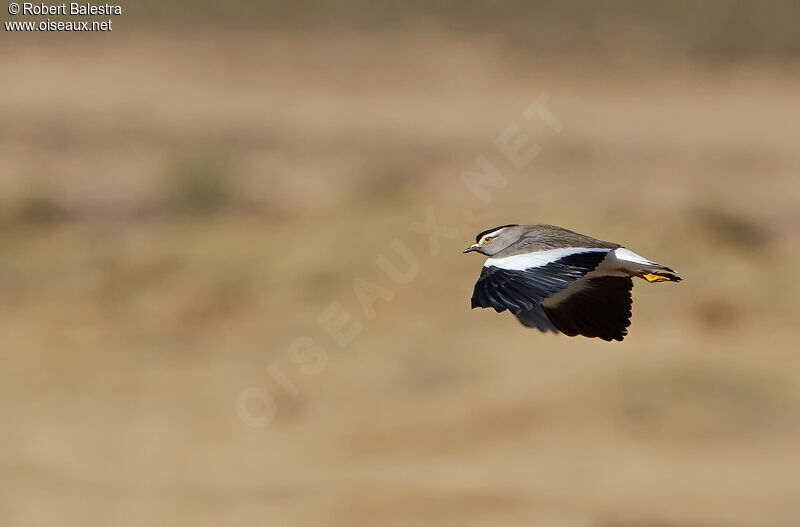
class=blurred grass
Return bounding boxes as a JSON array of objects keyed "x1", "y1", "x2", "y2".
[
  {"x1": 130, "y1": 0, "x2": 800, "y2": 59},
  {"x1": 611, "y1": 364, "x2": 796, "y2": 438},
  {"x1": 2, "y1": 13, "x2": 800, "y2": 527},
  {"x1": 6, "y1": 188, "x2": 71, "y2": 225},
  {"x1": 163, "y1": 152, "x2": 232, "y2": 215}
]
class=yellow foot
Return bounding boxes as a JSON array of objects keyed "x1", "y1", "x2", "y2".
[{"x1": 642, "y1": 272, "x2": 681, "y2": 283}]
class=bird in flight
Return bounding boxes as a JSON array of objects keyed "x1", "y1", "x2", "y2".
[{"x1": 464, "y1": 224, "x2": 680, "y2": 341}]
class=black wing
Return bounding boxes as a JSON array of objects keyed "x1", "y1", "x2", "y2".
[
  {"x1": 515, "y1": 304, "x2": 560, "y2": 334},
  {"x1": 470, "y1": 251, "x2": 609, "y2": 315},
  {"x1": 542, "y1": 276, "x2": 633, "y2": 342}
]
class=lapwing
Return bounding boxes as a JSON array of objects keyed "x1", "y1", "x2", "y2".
[{"x1": 464, "y1": 224, "x2": 680, "y2": 341}]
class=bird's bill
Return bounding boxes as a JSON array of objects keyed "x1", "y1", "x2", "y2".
[{"x1": 463, "y1": 244, "x2": 481, "y2": 253}]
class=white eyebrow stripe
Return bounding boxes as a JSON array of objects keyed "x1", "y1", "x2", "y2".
[
  {"x1": 478, "y1": 227, "x2": 511, "y2": 245},
  {"x1": 485, "y1": 248, "x2": 611, "y2": 271}
]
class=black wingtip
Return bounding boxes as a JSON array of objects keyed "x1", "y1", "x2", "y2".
[{"x1": 542, "y1": 276, "x2": 634, "y2": 342}]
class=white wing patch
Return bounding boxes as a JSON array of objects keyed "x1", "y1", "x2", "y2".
[{"x1": 485, "y1": 247, "x2": 611, "y2": 271}]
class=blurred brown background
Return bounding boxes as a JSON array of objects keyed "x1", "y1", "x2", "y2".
[{"x1": 2, "y1": 2, "x2": 800, "y2": 526}]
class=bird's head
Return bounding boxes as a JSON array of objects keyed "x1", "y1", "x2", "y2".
[{"x1": 463, "y1": 224, "x2": 522, "y2": 256}]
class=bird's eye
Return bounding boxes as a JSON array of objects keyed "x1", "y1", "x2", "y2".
[{"x1": 483, "y1": 237, "x2": 493, "y2": 243}]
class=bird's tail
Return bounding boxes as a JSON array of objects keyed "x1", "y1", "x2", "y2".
[
  {"x1": 623, "y1": 259, "x2": 681, "y2": 282},
  {"x1": 608, "y1": 248, "x2": 681, "y2": 283}
]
